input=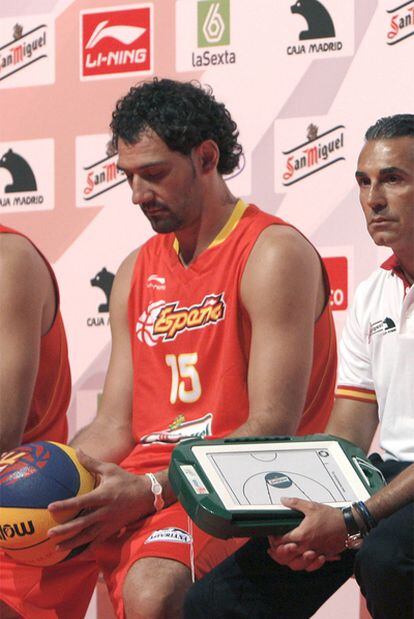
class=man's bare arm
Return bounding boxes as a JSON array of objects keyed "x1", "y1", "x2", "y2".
[
  {"x1": 70, "y1": 249, "x2": 138, "y2": 462},
  {"x1": 0, "y1": 233, "x2": 54, "y2": 452},
  {"x1": 234, "y1": 225, "x2": 325, "y2": 437},
  {"x1": 326, "y1": 397, "x2": 379, "y2": 454}
]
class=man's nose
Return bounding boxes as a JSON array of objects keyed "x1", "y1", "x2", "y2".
[
  {"x1": 366, "y1": 183, "x2": 387, "y2": 212},
  {"x1": 131, "y1": 176, "x2": 154, "y2": 205}
]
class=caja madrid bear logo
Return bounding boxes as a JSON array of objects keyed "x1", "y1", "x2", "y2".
[
  {"x1": 291, "y1": 0, "x2": 335, "y2": 40},
  {"x1": 136, "y1": 294, "x2": 226, "y2": 347},
  {"x1": 0, "y1": 149, "x2": 37, "y2": 193},
  {"x1": 80, "y1": 4, "x2": 153, "y2": 80},
  {"x1": 0, "y1": 139, "x2": 54, "y2": 213},
  {"x1": 285, "y1": 0, "x2": 353, "y2": 57}
]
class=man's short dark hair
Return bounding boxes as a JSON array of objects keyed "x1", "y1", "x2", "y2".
[
  {"x1": 365, "y1": 114, "x2": 414, "y2": 141},
  {"x1": 110, "y1": 78, "x2": 242, "y2": 175}
]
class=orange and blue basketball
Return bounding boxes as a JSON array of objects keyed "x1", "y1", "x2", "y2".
[{"x1": 0, "y1": 441, "x2": 95, "y2": 566}]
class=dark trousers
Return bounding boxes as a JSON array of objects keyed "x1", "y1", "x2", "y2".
[{"x1": 184, "y1": 459, "x2": 413, "y2": 619}]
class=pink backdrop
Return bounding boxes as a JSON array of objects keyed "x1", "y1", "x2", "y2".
[{"x1": 1, "y1": 1, "x2": 412, "y2": 616}]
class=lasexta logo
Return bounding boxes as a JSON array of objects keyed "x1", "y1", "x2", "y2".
[
  {"x1": 81, "y1": 5, "x2": 152, "y2": 79},
  {"x1": 198, "y1": 0, "x2": 230, "y2": 47}
]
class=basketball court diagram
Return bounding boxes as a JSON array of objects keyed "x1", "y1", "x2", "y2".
[{"x1": 201, "y1": 446, "x2": 360, "y2": 507}]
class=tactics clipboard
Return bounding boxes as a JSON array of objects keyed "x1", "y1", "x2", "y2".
[{"x1": 168, "y1": 434, "x2": 385, "y2": 539}]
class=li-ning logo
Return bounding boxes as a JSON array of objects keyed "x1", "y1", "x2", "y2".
[
  {"x1": 147, "y1": 274, "x2": 166, "y2": 290},
  {"x1": 81, "y1": 5, "x2": 152, "y2": 79},
  {"x1": 82, "y1": 141, "x2": 127, "y2": 200},
  {"x1": 386, "y1": 1, "x2": 414, "y2": 46},
  {"x1": 282, "y1": 123, "x2": 345, "y2": 186},
  {"x1": 85, "y1": 22, "x2": 146, "y2": 49},
  {"x1": 0, "y1": 23, "x2": 48, "y2": 82},
  {"x1": 136, "y1": 294, "x2": 226, "y2": 346},
  {"x1": 369, "y1": 317, "x2": 397, "y2": 340},
  {"x1": 0, "y1": 521, "x2": 35, "y2": 541}
]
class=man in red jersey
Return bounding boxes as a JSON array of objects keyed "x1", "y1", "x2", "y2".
[
  {"x1": 0, "y1": 226, "x2": 72, "y2": 619},
  {"x1": 41, "y1": 78, "x2": 335, "y2": 619}
]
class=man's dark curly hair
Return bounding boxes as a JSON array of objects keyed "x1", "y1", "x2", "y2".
[
  {"x1": 110, "y1": 78, "x2": 243, "y2": 175},
  {"x1": 365, "y1": 114, "x2": 414, "y2": 141}
]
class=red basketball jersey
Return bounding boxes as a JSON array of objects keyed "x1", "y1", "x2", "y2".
[
  {"x1": 0, "y1": 225, "x2": 70, "y2": 444},
  {"x1": 124, "y1": 202, "x2": 336, "y2": 474}
]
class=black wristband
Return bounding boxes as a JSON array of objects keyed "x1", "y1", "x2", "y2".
[
  {"x1": 352, "y1": 501, "x2": 377, "y2": 532},
  {"x1": 341, "y1": 506, "x2": 361, "y2": 535}
]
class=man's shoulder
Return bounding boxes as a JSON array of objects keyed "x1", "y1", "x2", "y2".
[
  {"x1": 0, "y1": 231, "x2": 47, "y2": 277},
  {"x1": 354, "y1": 266, "x2": 393, "y2": 300}
]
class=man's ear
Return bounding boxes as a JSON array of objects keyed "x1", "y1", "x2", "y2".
[{"x1": 195, "y1": 140, "x2": 220, "y2": 173}]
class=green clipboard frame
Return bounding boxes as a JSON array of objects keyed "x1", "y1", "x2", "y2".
[{"x1": 169, "y1": 434, "x2": 385, "y2": 539}]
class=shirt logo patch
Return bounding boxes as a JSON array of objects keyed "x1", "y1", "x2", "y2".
[
  {"x1": 140, "y1": 413, "x2": 213, "y2": 445},
  {"x1": 144, "y1": 527, "x2": 192, "y2": 545},
  {"x1": 136, "y1": 293, "x2": 226, "y2": 346},
  {"x1": 368, "y1": 316, "x2": 397, "y2": 340},
  {"x1": 146, "y1": 274, "x2": 166, "y2": 290}
]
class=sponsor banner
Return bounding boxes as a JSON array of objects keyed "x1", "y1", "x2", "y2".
[
  {"x1": 0, "y1": 15, "x2": 55, "y2": 89},
  {"x1": 322, "y1": 256, "x2": 348, "y2": 311},
  {"x1": 278, "y1": 0, "x2": 354, "y2": 59},
  {"x1": 0, "y1": 139, "x2": 54, "y2": 213},
  {"x1": 76, "y1": 134, "x2": 128, "y2": 206},
  {"x1": 319, "y1": 246, "x2": 353, "y2": 339},
  {"x1": 385, "y1": 0, "x2": 414, "y2": 45},
  {"x1": 80, "y1": 3, "x2": 153, "y2": 81},
  {"x1": 274, "y1": 117, "x2": 346, "y2": 192},
  {"x1": 176, "y1": 0, "x2": 237, "y2": 70}
]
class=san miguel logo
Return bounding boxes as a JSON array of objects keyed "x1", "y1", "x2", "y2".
[
  {"x1": 0, "y1": 22, "x2": 48, "y2": 82},
  {"x1": 136, "y1": 294, "x2": 226, "y2": 347},
  {"x1": 80, "y1": 4, "x2": 153, "y2": 80},
  {"x1": 281, "y1": 123, "x2": 345, "y2": 186},
  {"x1": 287, "y1": 0, "x2": 346, "y2": 56},
  {"x1": 82, "y1": 141, "x2": 127, "y2": 201},
  {"x1": 386, "y1": 1, "x2": 414, "y2": 45}
]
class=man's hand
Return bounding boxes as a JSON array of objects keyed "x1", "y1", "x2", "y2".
[
  {"x1": 48, "y1": 450, "x2": 154, "y2": 550},
  {"x1": 267, "y1": 497, "x2": 347, "y2": 572}
]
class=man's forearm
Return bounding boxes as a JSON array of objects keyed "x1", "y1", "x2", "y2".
[
  {"x1": 70, "y1": 415, "x2": 135, "y2": 463},
  {"x1": 365, "y1": 462, "x2": 414, "y2": 523}
]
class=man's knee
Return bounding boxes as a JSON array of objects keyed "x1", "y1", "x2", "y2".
[
  {"x1": 123, "y1": 557, "x2": 192, "y2": 619},
  {"x1": 0, "y1": 600, "x2": 22, "y2": 619}
]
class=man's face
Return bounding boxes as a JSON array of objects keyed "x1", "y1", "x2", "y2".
[
  {"x1": 117, "y1": 131, "x2": 202, "y2": 234},
  {"x1": 355, "y1": 136, "x2": 414, "y2": 254}
]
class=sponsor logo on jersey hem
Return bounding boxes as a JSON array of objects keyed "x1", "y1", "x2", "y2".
[
  {"x1": 140, "y1": 413, "x2": 213, "y2": 445},
  {"x1": 144, "y1": 527, "x2": 192, "y2": 545}
]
